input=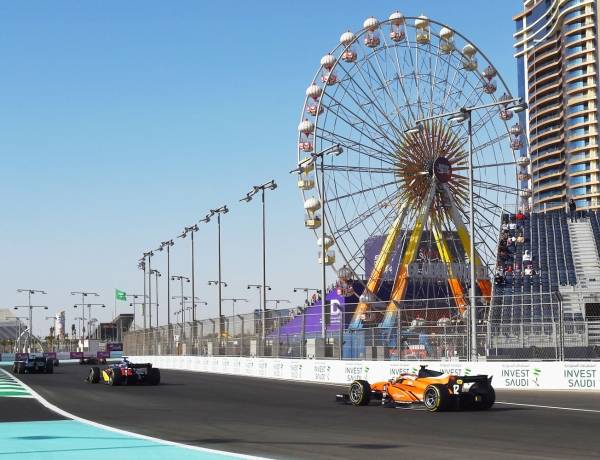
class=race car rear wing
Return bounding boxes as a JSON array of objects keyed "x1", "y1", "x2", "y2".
[
  {"x1": 454, "y1": 374, "x2": 493, "y2": 393},
  {"x1": 125, "y1": 363, "x2": 153, "y2": 374}
]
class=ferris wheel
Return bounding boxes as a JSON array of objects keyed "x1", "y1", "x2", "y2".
[{"x1": 296, "y1": 12, "x2": 531, "y2": 328}]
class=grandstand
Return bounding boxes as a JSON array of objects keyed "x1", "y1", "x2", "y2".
[{"x1": 488, "y1": 211, "x2": 600, "y2": 359}]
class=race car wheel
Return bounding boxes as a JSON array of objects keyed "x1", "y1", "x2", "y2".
[
  {"x1": 12, "y1": 362, "x2": 17, "y2": 373},
  {"x1": 469, "y1": 383, "x2": 496, "y2": 410},
  {"x1": 16, "y1": 362, "x2": 25, "y2": 374},
  {"x1": 89, "y1": 367, "x2": 100, "y2": 384},
  {"x1": 149, "y1": 368, "x2": 161, "y2": 386},
  {"x1": 53, "y1": 359, "x2": 60, "y2": 367},
  {"x1": 348, "y1": 380, "x2": 372, "y2": 406},
  {"x1": 79, "y1": 358, "x2": 84, "y2": 365},
  {"x1": 109, "y1": 368, "x2": 122, "y2": 386},
  {"x1": 45, "y1": 360, "x2": 54, "y2": 374},
  {"x1": 424, "y1": 384, "x2": 451, "y2": 412}
]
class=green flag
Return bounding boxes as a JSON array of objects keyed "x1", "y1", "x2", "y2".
[{"x1": 115, "y1": 289, "x2": 127, "y2": 301}]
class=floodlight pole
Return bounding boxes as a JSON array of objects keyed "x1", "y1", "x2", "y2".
[{"x1": 15, "y1": 289, "x2": 47, "y2": 352}]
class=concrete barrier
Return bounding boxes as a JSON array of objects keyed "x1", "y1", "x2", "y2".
[{"x1": 128, "y1": 355, "x2": 599, "y2": 391}]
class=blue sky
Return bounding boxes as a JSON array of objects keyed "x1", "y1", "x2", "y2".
[{"x1": 1, "y1": 0, "x2": 525, "y2": 336}]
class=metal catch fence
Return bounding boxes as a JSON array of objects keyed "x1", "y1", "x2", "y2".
[{"x1": 123, "y1": 297, "x2": 600, "y2": 361}]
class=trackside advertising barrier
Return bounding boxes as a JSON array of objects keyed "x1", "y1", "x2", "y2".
[{"x1": 130, "y1": 356, "x2": 600, "y2": 391}]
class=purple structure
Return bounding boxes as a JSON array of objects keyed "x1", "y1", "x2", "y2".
[{"x1": 269, "y1": 291, "x2": 347, "y2": 338}]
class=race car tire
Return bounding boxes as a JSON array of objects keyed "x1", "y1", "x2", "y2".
[
  {"x1": 45, "y1": 360, "x2": 54, "y2": 374},
  {"x1": 12, "y1": 362, "x2": 17, "y2": 373},
  {"x1": 17, "y1": 362, "x2": 25, "y2": 374},
  {"x1": 348, "y1": 380, "x2": 372, "y2": 406},
  {"x1": 79, "y1": 358, "x2": 84, "y2": 365},
  {"x1": 109, "y1": 368, "x2": 122, "y2": 386},
  {"x1": 89, "y1": 367, "x2": 100, "y2": 384},
  {"x1": 469, "y1": 383, "x2": 496, "y2": 410},
  {"x1": 53, "y1": 359, "x2": 60, "y2": 367},
  {"x1": 149, "y1": 368, "x2": 161, "y2": 386},
  {"x1": 424, "y1": 384, "x2": 451, "y2": 412}
]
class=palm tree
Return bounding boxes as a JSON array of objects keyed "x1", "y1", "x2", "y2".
[
  {"x1": 7, "y1": 338, "x2": 14, "y2": 353},
  {"x1": 0, "y1": 339, "x2": 7, "y2": 353}
]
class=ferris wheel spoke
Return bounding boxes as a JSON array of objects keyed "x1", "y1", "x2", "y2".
[
  {"x1": 316, "y1": 127, "x2": 397, "y2": 166},
  {"x1": 336, "y1": 48, "x2": 401, "y2": 132},
  {"x1": 327, "y1": 186, "x2": 399, "y2": 237},
  {"x1": 322, "y1": 89, "x2": 398, "y2": 157},
  {"x1": 381, "y1": 38, "x2": 420, "y2": 126},
  {"x1": 326, "y1": 180, "x2": 399, "y2": 214},
  {"x1": 364, "y1": 40, "x2": 415, "y2": 135},
  {"x1": 323, "y1": 165, "x2": 396, "y2": 175}
]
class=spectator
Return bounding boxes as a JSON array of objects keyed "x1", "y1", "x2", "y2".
[
  {"x1": 501, "y1": 221, "x2": 509, "y2": 231},
  {"x1": 569, "y1": 198, "x2": 578, "y2": 223},
  {"x1": 509, "y1": 220, "x2": 517, "y2": 230},
  {"x1": 523, "y1": 250, "x2": 532, "y2": 263},
  {"x1": 437, "y1": 314, "x2": 451, "y2": 328},
  {"x1": 506, "y1": 265, "x2": 514, "y2": 273},
  {"x1": 524, "y1": 265, "x2": 533, "y2": 276},
  {"x1": 517, "y1": 232, "x2": 525, "y2": 244},
  {"x1": 203, "y1": 344, "x2": 208, "y2": 356},
  {"x1": 409, "y1": 314, "x2": 425, "y2": 331},
  {"x1": 516, "y1": 212, "x2": 525, "y2": 220},
  {"x1": 514, "y1": 263, "x2": 522, "y2": 275}
]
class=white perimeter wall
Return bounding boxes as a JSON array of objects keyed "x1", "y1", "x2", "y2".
[{"x1": 130, "y1": 356, "x2": 599, "y2": 391}]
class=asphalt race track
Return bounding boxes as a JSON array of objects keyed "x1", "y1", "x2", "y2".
[{"x1": 11, "y1": 363, "x2": 600, "y2": 460}]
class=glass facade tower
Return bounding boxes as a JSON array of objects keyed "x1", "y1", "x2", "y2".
[{"x1": 514, "y1": 0, "x2": 599, "y2": 211}]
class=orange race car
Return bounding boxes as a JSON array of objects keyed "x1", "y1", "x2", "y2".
[{"x1": 336, "y1": 365, "x2": 495, "y2": 412}]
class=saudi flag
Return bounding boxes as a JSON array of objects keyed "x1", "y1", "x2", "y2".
[{"x1": 116, "y1": 289, "x2": 127, "y2": 301}]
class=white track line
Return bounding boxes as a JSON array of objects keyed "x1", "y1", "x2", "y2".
[
  {"x1": 496, "y1": 401, "x2": 600, "y2": 413},
  {"x1": 1, "y1": 368, "x2": 272, "y2": 460}
]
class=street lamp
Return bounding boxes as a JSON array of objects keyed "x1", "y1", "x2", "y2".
[
  {"x1": 171, "y1": 276, "x2": 190, "y2": 322},
  {"x1": 150, "y1": 269, "x2": 161, "y2": 327},
  {"x1": 89, "y1": 318, "x2": 98, "y2": 339},
  {"x1": 266, "y1": 299, "x2": 291, "y2": 310},
  {"x1": 137, "y1": 259, "x2": 147, "y2": 328},
  {"x1": 142, "y1": 251, "x2": 155, "y2": 328},
  {"x1": 405, "y1": 98, "x2": 527, "y2": 361},
  {"x1": 156, "y1": 239, "x2": 174, "y2": 324},
  {"x1": 16, "y1": 289, "x2": 47, "y2": 352},
  {"x1": 240, "y1": 180, "x2": 277, "y2": 345},
  {"x1": 293, "y1": 287, "x2": 319, "y2": 305},
  {"x1": 74, "y1": 316, "x2": 84, "y2": 345},
  {"x1": 291, "y1": 143, "x2": 344, "y2": 339},
  {"x1": 124, "y1": 294, "x2": 144, "y2": 332},
  {"x1": 247, "y1": 284, "x2": 271, "y2": 312},
  {"x1": 174, "y1": 309, "x2": 183, "y2": 330},
  {"x1": 201, "y1": 205, "x2": 228, "y2": 326},
  {"x1": 178, "y1": 225, "x2": 199, "y2": 321},
  {"x1": 222, "y1": 298, "x2": 248, "y2": 317},
  {"x1": 179, "y1": 299, "x2": 207, "y2": 322},
  {"x1": 73, "y1": 302, "x2": 104, "y2": 350}
]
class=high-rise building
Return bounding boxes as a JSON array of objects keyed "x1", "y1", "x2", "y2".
[{"x1": 514, "y1": 0, "x2": 598, "y2": 212}]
